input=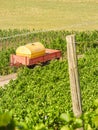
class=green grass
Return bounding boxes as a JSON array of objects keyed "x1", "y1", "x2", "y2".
[{"x1": 0, "y1": 0, "x2": 98, "y2": 30}]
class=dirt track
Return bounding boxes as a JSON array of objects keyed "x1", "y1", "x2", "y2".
[{"x1": 0, "y1": 73, "x2": 17, "y2": 87}]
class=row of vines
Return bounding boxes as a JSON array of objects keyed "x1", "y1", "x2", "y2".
[
  {"x1": 0, "y1": 30, "x2": 98, "y2": 129},
  {"x1": 0, "y1": 30, "x2": 98, "y2": 52},
  {"x1": 0, "y1": 30, "x2": 98, "y2": 75},
  {"x1": 0, "y1": 98, "x2": 98, "y2": 130}
]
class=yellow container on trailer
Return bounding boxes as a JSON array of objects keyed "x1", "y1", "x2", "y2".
[{"x1": 16, "y1": 42, "x2": 45, "y2": 58}]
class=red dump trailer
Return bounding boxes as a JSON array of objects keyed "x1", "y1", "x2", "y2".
[{"x1": 10, "y1": 49, "x2": 61, "y2": 67}]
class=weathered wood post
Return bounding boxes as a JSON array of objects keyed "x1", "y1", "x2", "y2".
[{"x1": 66, "y1": 35, "x2": 83, "y2": 130}]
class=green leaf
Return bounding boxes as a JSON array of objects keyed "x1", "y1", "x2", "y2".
[
  {"x1": 34, "y1": 123, "x2": 46, "y2": 130},
  {"x1": 17, "y1": 122, "x2": 28, "y2": 130},
  {"x1": 94, "y1": 98, "x2": 98, "y2": 107},
  {"x1": 0, "y1": 112, "x2": 12, "y2": 127},
  {"x1": 61, "y1": 125, "x2": 70, "y2": 130},
  {"x1": 87, "y1": 124, "x2": 93, "y2": 130},
  {"x1": 73, "y1": 118, "x2": 83, "y2": 128},
  {"x1": 60, "y1": 113, "x2": 72, "y2": 123},
  {"x1": 92, "y1": 115, "x2": 98, "y2": 127},
  {"x1": 95, "y1": 108, "x2": 98, "y2": 114}
]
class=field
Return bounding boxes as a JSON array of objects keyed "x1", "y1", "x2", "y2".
[
  {"x1": 0, "y1": 30, "x2": 98, "y2": 130},
  {"x1": 0, "y1": 47, "x2": 98, "y2": 129},
  {"x1": 0, "y1": 0, "x2": 98, "y2": 129},
  {"x1": 0, "y1": 0, "x2": 98, "y2": 30}
]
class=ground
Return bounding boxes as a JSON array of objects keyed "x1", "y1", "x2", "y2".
[{"x1": 0, "y1": 73, "x2": 17, "y2": 87}]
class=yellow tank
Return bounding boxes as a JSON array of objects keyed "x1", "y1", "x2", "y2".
[{"x1": 16, "y1": 42, "x2": 45, "y2": 58}]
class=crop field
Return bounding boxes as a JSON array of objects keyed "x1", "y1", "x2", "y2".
[
  {"x1": 0, "y1": 0, "x2": 98, "y2": 30},
  {"x1": 0, "y1": 1, "x2": 98, "y2": 129},
  {"x1": 0, "y1": 47, "x2": 98, "y2": 129},
  {"x1": 0, "y1": 30, "x2": 98, "y2": 129}
]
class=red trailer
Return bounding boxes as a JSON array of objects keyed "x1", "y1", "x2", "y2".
[{"x1": 10, "y1": 49, "x2": 61, "y2": 67}]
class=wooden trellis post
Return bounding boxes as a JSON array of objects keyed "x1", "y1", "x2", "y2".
[{"x1": 66, "y1": 35, "x2": 83, "y2": 130}]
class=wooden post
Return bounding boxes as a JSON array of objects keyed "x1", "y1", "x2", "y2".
[{"x1": 66, "y1": 35, "x2": 83, "y2": 130}]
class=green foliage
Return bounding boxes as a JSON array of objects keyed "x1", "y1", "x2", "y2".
[
  {"x1": 0, "y1": 112, "x2": 12, "y2": 127},
  {"x1": 0, "y1": 30, "x2": 98, "y2": 129},
  {"x1": 0, "y1": 47, "x2": 98, "y2": 129},
  {"x1": 60, "y1": 98, "x2": 98, "y2": 130},
  {"x1": 60, "y1": 112, "x2": 83, "y2": 129},
  {"x1": 0, "y1": 60, "x2": 71, "y2": 129},
  {"x1": 82, "y1": 99, "x2": 98, "y2": 130},
  {"x1": 94, "y1": 99, "x2": 98, "y2": 108},
  {"x1": 78, "y1": 48, "x2": 98, "y2": 110},
  {"x1": 0, "y1": 29, "x2": 30, "y2": 37},
  {"x1": 1, "y1": 98, "x2": 98, "y2": 130},
  {"x1": 0, "y1": 111, "x2": 15, "y2": 130},
  {"x1": 0, "y1": 48, "x2": 17, "y2": 75},
  {"x1": 0, "y1": 30, "x2": 98, "y2": 75}
]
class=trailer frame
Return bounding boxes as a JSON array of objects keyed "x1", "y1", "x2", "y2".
[{"x1": 10, "y1": 49, "x2": 61, "y2": 67}]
